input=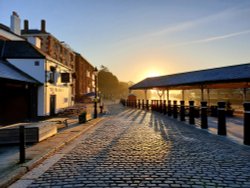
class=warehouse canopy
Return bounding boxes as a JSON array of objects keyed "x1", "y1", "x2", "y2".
[{"x1": 130, "y1": 63, "x2": 250, "y2": 90}]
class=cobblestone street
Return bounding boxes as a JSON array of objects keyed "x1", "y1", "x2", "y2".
[{"x1": 14, "y1": 106, "x2": 250, "y2": 187}]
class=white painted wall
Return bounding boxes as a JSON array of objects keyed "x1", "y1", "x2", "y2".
[
  {"x1": 8, "y1": 58, "x2": 74, "y2": 116},
  {"x1": 27, "y1": 36, "x2": 41, "y2": 49},
  {"x1": 7, "y1": 59, "x2": 45, "y2": 82},
  {"x1": 0, "y1": 29, "x2": 24, "y2": 41}
]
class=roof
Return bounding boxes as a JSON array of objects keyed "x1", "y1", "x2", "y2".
[
  {"x1": 21, "y1": 29, "x2": 49, "y2": 35},
  {"x1": 0, "y1": 59, "x2": 41, "y2": 84},
  {"x1": 130, "y1": 63, "x2": 250, "y2": 90},
  {"x1": 0, "y1": 40, "x2": 45, "y2": 59}
]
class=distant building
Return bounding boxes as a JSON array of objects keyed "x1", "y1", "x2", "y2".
[{"x1": 75, "y1": 53, "x2": 95, "y2": 102}]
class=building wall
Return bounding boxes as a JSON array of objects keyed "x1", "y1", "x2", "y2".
[
  {"x1": 0, "y1": 29, "x2": 24, "y2": 41},
  {"x1": 75, "y1": 53, "x2": 95, "y2": 102},
  {"x1": 7, "y1": 59, "x2": 45, "y2": 82}
]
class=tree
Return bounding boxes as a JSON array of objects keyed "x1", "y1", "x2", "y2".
[{"x1": 97, "y1": 66, "x2": 131, "y2": 99}]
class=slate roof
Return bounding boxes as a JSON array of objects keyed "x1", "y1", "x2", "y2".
[
  {"x1": 0, "y1": 60, "x2": 41, "y2": 84},
  {"x1": 0, "y1": 40, "x2": 45, "y2": 58},
  {"x1": 130, "y1": 63, "x2": 250, "y2": 90},
  {"x1": 21, "y1": 29, "x2": 49, "y2": 35}
]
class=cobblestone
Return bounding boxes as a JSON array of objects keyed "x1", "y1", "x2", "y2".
[{"x1": 15, "y1": 107, "x2": 250, "y2": 187}]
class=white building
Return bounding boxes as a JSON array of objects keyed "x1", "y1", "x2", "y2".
[{"x1": 1, "y1": 40, "x2": 74, "y2": 116}]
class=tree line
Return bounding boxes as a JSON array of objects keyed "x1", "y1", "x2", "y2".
[{"x1": 97, "y1": 66, "x2": 133, "y2": 100}]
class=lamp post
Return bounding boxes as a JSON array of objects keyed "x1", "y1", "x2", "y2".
[{"x1": 93, "y1": 67, "x2": 98, "y2": 119}]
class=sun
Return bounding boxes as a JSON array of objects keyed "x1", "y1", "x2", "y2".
[{"x1": 145, "y1": 70, "x2": 162, "y2": 78}]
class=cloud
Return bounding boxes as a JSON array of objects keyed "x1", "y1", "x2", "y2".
[{"x1": 171, "y1": 29, "x2": 250, "y2": 47}]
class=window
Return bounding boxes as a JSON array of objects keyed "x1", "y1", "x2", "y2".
[
  {"x1": 48, "y1": 66, "x2": 56, "y2": 83},
  {"x1": 34, "y1": 61, "x2": 40, "y2": 66},
  {"x1": 61, "y1": 73, "x2": 70, "y2": 83}
]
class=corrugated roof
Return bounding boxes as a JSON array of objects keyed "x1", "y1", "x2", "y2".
[
  {"x1": 0, "y1": 60, "x2": 40, "y2": 84},
  {"x1": 0, "y1": 40, "x2": 45, "y2": 58},
  {"x1": 130, "y1": 63, "x2": 250, "y2": 90}
]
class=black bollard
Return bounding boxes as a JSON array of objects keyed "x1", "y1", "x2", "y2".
[
  {"x1": 173, "y1": 100, "x2": 178, "y2": 119},
  {"x1": 168, "y1": 100, "x2": 172, "y2": 116},
  {"x1": 163, "y1": 100, "x2": 167, "y2": 115},
  {"x1": 134, "y1": 100, "x2": 137, "y2": 108},
  {"x1": 146, "y1": 100, "x2": 149, "y2": 110},
  {"x1": 138, "y1": 99, "x2": 141, "y2": 109},
  {"x1": 180, "y1": 101, "x2": 185, "y2": 121},
  {"x1": 243, "y1": 102, "x2": 250, "y2": 145},
  {"x1": 142, "y1": 99, "x2": 145, "y2": 110},
  {"x1": 201, "y1": 101, "x2": 208, "y2": 129},
  {"x1": 156, "y1": 100, "x2": 159, "y2": 112},
  {"x1": 19, "y1": 125, "x2": 25, "y2": 163},
  {"x1": 160, "y1": 100, "x2": 163, "y2": 113},
  {"x1": 189, "y1": 101, "x2": 195, "y2": 124},
  {"x1": 217, "y1": 101, "x2": 226, "y2": 135}
]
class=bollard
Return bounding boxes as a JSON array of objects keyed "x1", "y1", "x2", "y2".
[
  {"x1": 134, "y1": 100, "x2": 137, "y2": 108},
  {"x1": 173, "y1": 100, "x2": 178, "y2": 119},
  {"x1": 138, "y1": 99, "x2": 141, "y2": 109},
  {"x1": 217, "y1": 101, "x2": 226, "y2": 135},
  {"x1": 180, "y1": 101, "x2": 185, "y2": 121},
  {"x1": 156, "y1": 100, "x2": 159, "y2": 112},
  {"x1": 189, "y1": 101, "x2": 195, "y2": 124},
  {"x1": 142, "y1": 99, "x2": 145, "y2": 110},
  {"x1": 163, "y1": 100, "x2": 167, "y2": 115},
  {"x1": 243, "y1": 102, "x2": 250, "y2": 145},
  {"x1": 168, "y1": 100, "x2": 172, "y2": 116},
  {"x1": 146, "y1": 100, "x2": 149, "y2": 110},
  {"x1": 200, "y1": 101, "x2": 208, "y2": 129},
  {"x1": 160, "y1": 100, "x2": 163, "y2": 113},
  {"x1": 19, "y1": 125, "x2": 26, "y2": 163}
]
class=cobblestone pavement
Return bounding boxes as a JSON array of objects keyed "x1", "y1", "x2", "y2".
[{"x1": 17, "y1": 106, "x2": 250, "y2": 187}]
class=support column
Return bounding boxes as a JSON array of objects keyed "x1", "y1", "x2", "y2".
[
  {"x1": 201, "y1": 86, "x2": 204, "y2": 102},
  {"x1": 180, "y1": 101, "x2": 185, "y2": 121},
  {"x1": 182, "y1": 90, "x2": 185, "y2": 101},
  {"x1": 207, "y1": 89, "x2": 210, "y2": 107},
  {"x1": 144, "y1": 89, "x2": 148, "y2": 101},
  {"x1": 201, "y1": 101, "x2": 208, "y2": 129},
  {"x1": 243, "y1": 102, "x2": 250, "y2": 145},
  {"x1": 166, "y1": 90, "x2": 170, "y2": 102},
  {"x1": 217, "y1": 101, "x2": 226, "y2": 136}
]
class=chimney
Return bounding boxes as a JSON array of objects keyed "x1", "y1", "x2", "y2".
[
  {"x1": 10, "y1": 11, "x2": 21, "y2": 35},
  {"x1": 24, "y1": 20, "x2": 29, "y2": 32},
  {"x1": 41, "y1": 20, "x2": 46, "y2": 32}
]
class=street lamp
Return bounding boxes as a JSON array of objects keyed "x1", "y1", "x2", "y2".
[{"x1": 93, "y1": 67, "x2": 98, "y2": 118}]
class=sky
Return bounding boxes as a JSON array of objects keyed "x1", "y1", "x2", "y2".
[{"x1": 1, "y1": 0, "x2": 250, "y2": 83}]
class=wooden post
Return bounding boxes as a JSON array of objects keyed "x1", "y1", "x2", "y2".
[
  {"x1": 163, "y1": 100, "x2": 167, "y2": 115},
  {"x1": 201, "y1": 101, "x2": 208, "y2": 129},
  {"x1": 243, "y1": 102, "x2": 250, "y2": 145},
  {"x1": 168, "y1": 100, "x2": 172, "y2": 116},
  {"x1": 189, "y1": 101, "x2": 195, "y2": 124},
  {"x1": 19, "y1": 126, "x2": 26, "y2": 163},
  {"x1": 173, "y1": 100, "x2": 178, "y2": 119},
  {"x1": 217, "y1": 101, "x2": 226, "y2": 136},
  {"x1": 180, "y1": 100, "x2": 185, "y2": 121}
]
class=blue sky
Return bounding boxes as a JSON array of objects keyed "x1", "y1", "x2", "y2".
[{"x1": 1, "y1": 0, "x2": 250, "y2": 82}]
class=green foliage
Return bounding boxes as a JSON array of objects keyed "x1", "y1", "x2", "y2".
[{"x1": 97, "y1": 66, "x2": 130, "y2": 99}]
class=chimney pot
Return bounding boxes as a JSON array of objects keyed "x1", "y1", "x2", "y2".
[
  {"x1": 41, "y1": 20, "x2": 46, "y2": 32},
  {"x1": 24, "y1": 20, "x2": 29, "y2": 32}
]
